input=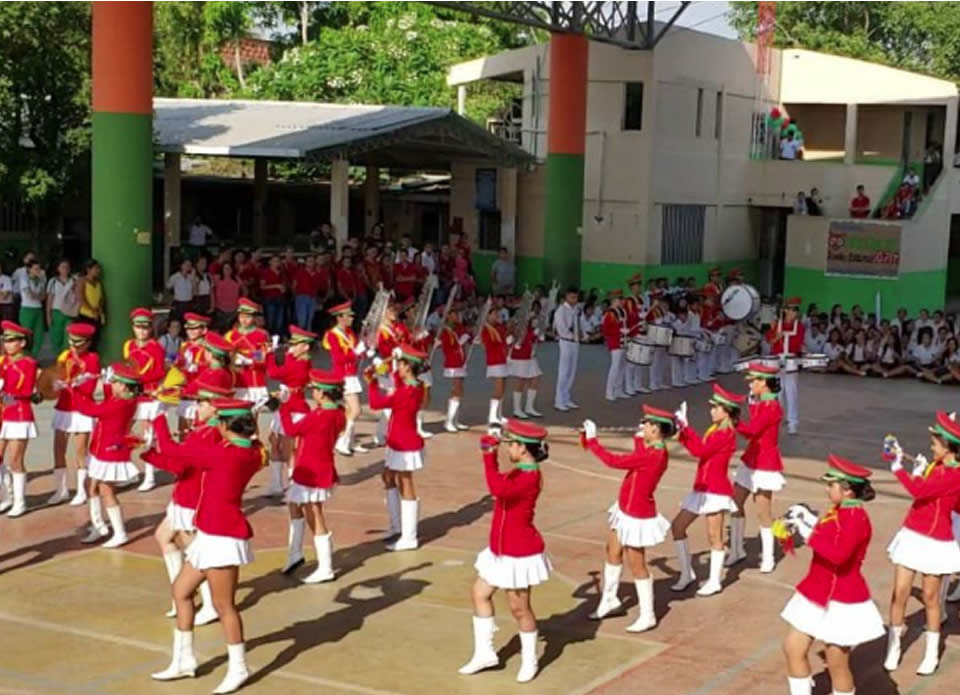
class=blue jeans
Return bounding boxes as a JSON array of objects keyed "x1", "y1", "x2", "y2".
[
  {"x1": 265, "y1": 298, "x2": 286, "y2": 336},
  {"x1": 295, "y1": 295, "x2": 317, "y2": 330}
]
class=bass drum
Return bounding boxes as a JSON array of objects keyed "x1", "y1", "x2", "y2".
[
  {"x1": 721, "y1": 284, "x2": 761, "y2": 322},
  {"x1": 625, "y1": 339, "x2": 655, "y2": 366}
]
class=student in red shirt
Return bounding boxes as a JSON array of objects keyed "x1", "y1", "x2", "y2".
[
  {"x1": 259, "y1": 255, "x2": 287, "y2": 337},
  {"x1": 361, "y1": 246, "x2": 383, "y2": 299},
  {"x1": 0, "y1": 321, "x2": 39, "y2": 518},
  {"x1": 459, "y1": 420, "x2": 550, "y2": 684},
  {"x1": 234, "y1": 250, "x2": 260, "y2": 301},
  {"x1": 393, "y1": 254, "x2": 419, "y2": 301},
  {"x1": 315, "y1": 251, "x2": 335, "y2": 310},
  {"x1": 849, "y1": 185, "x2": 871, "y2": 218},
  {"x1": 778, "y1": 456, "x2": 884, "y2": 695},
  {"x1": 582, "y1": 405, "x2": 673, "y2": 633},
  {"x1": 124, "y1": 307, "x2": 167, "y2": 492},
  {"x1": 294, "y1": 255, "x2": 321, "y2": 330},
  {"x1": 335, "y1": 255, "x2": 359, "y2": 302}
]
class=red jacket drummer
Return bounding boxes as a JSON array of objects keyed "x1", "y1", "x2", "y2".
[
  {"x1": 279, "y1": 369, "x2": 347, "y2": 584},
  {"x1": 582, "y1": 405, "x2": 673, "y2": 633},
  {"x1": 780, "y1": 456, "x2": 884, "y2": 695},
  {"x1": 150, "y1": 398, "x2": 265, "y2": 694},
  {"x1": 623, "y1": 273, "x2": 651, "y2": 396},
  {"x1": 438, "y1": 302, "x2": 471, "y2": 433},
  {"x1": 883, "y1": 412, "x2": 960, "y2": 676},
  {"x1": 0, "y1": 321, "x2": 38, "y2": 519},
  {"x1": 225, "y1": 298, "x2": 270, "y2": 403},
  {"x1": 124, "y1": 307, "x2": 168, "y2": 492},
  {"x1": 670, "y1": 384, "x2": 744, "y2": 597},
  {"x1": 50, "y1": 321, "x2": 100, "y2": 507},
  {"x1": 366, "y1": 343, "x2": 427, "y2": 552},
  {"x1": 459, "y1": 420, "x2": 551, "y2": 684},
  {"x1": 767, "y1": 296, "x2": 805, "y2": 435},
  {"x1": 602, "y1": 290, "x2": 628, "y2": 402},
  {"x1": 730, "y1": 362, "x2": 785, "y2": 574},
  {"x1": 323, "y1": 300, "x2": 368, "y2": 456}
]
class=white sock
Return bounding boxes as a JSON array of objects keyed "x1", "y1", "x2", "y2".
[
  {"x1": 344, "y1": 418, "x2": 356, "y2": 448},
  {"x1": 760, "y1": 526, "x2": 774, "y2": 563},
  {"x1": 512, "y1": 391, "x2": 524, "y2": 415},
  {"x1": 488, "y1": 399, "x2": 500, "y2": 424},
  {"x1": 89, "y1": 497, "x2": 105, "y2": 529},
  {"x1": 287, "y1": 518, "x2": 305, "y2": 557},
  {"x1": 446, "y1": 398, "x2": 459, "y2": 426},
  {"x1": 76, "y1": 467, "x2": 88, "y2": 492},
  {"x1": 52, "y1": 468, "x2": 67, "y2": 494},
  {"x1": 105, "y1": 505, "x2": 126, "y2": 536},
  {"x1": 526, "y1": 390, "x2": 537, "y2": 411}
]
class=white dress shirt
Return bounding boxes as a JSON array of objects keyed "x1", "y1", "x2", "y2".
[{"x1": 553, "y1": 302, "x2": 581, "y2": 341}]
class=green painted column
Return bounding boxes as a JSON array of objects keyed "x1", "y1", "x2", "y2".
[
  {"x1": 543, "y1": 33, "x2": 588, "y2": 289},
  {"x1": 91, "y1": 2, "x2": 153, "y2": 361}
]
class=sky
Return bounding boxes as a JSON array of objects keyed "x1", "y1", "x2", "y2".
[{"x1": 666, "y1": 1, "x2": 737, "y2": 40}]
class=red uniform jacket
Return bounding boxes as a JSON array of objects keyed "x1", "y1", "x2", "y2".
[
  {"x1": 124, "y1": 339, "x2": 166, "y2": 397},
  {"x1": 280, "y1": 404, "x2": 345, "y2": 489},
  {"x1": 411, "y1": 330, "x2": 434, "y2": 372},
  {"x1": 225, "y1": 327, "x2": 269, "y2": 388},
  {"x1": 73, "y1": 392, "x2": 137, "y2": 462},
  {"x1": 195, "y1": 363, "x2": 234, "y2": 391},
  {"x1": 336, "y1": 267, "x2": 359, "y2": 299},
  {"x1": 362, "y1": 260, "x2": 383, "y2": 293},
  {"x1": 678, "y1": 424, "x2": 736, "y2": 497},
  {"x1": 393, "y1": 261, "x2": 419, "y2": 300},
  {"x1": 624, "y1": 296, "x2": 646, "y2": 337},
  {"x1": 736, "y1": 395, "x2": 783, "y2": 472},
  {"x1": 367, "y1": 374, "x2": 424, "y2": 452},
  {"x1": 894, "y1": 462, "x2": 960, "y2": 541},
  {"x1": 481, "y1": 322, "x2": 508, "y2": 366},
  {"x1": 376, "y1": 323, "x2": 409, "y2": 360},
  {"x1": 323, "y1": 326, "x2": 361, "y2": 378},
  {"x1": 142, "y1": 420, "x2": 221, "y2": 509},
  {"x1": 586, "y1": 438, "x2": 668, "y2": 519},
  {"x1": 484, "y1": 450, "x2": 545, "y2": 557},
  {"x1": 768, "y1": 320, "x2": 805, "y2": 355},
  {"x1": 0, "y1": 355, "x2": 37, "y2": 422},
  {"x1": 152, "y1": 414, "x2": 263, "y2": 539},
  {"x1": 440, "y1": 323, "x2": 470, "y2": 369},
  {"x1": 510, "y1": 325, "x2": 538, "y2": 360},
  {"x1": 602, "y1": 308, "x2": 625, "y2": 350},
  {"x1": 54, "y1": 349, "x2": 100, "y2": 412},
  {"x1": 266, "y1": 352, "x2": 311, "y2": 416},
  {"x1": 175, "y1": 341, "x2": 208, "y2": 386},
  {"x1": 796, "y1": 501, "x2": 873, "y2": 605}
]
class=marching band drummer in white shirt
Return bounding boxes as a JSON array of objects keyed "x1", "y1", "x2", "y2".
[
  {"x1": 669, "y1": 303, "x2": 696, "y2": 388},
  {"x1": 553, "y1": 288, "x2": 583, "y2": 411}
]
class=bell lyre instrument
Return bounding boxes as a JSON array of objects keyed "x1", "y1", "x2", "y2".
[
  {"x1": 509, "y1": 290, "x2": 534, "y2": 346},
  {"x1": 427, "y1": 282, "x2": 459, "y2": 364},
  {"x1": 412, "y1": 274, "x2": 439, "y2": 335},
  {"x1": 156, "y1": 365, "x2": 187, "y2": 405},
  {"x1": 466, "y1": 296, "x2": 493, "y2": 366}
]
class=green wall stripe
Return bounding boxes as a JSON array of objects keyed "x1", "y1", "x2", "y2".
[
  {"x1": 544, "y1": 153, "x2": 585, "y2": 289},
  {"x1": 785, "y1": 265, "x2": 945, "y2": 318},
  {"x1": 92, "y1": 111, "x2": 154, "y2": 362}
]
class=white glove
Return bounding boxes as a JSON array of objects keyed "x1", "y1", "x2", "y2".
[
  {"x1": 912, "y1": 453, "x2": 929, "y2": 477},
  {"x1": 365, "y1": 348, "x2": 376, "y2": 359},
  {"x1": 53, "y1": 379, "x2": 67, "y2": 393},
  {"x1": 458, "y1": 334, "x2": 470, "y2": 345},
  {"x1": 234, "y1": 354, "x2": 253, "y2": 366},
  {"x1": 582, "y1": 419, "x2": 597, "y2": 440},
  {"x1": 416, "y1": 330, "x2": 428, "y2": 341},
  {"x1": 373, "y1": 357, "x2": 384, "y2": 370},
  {"x1": 391, "y1": 346, "x2": 402, "y2": 359},
  {"x1": 353, "y1": 340, "x2": 367, "y2": 356},
  {"x1": 271, "y1": 335, "x2": 280, "y2": 349},
  {"x1": 951, "y1": 412, "x2": 957, "y2": 421},
  {"x1": 252, "y1": 393, "x2": 271, "y2": 412},
  {"x1": 785, "y1": 503, "x2": 819, "y2": 530},
  {"x1": 674, "y1": 401, "x2": 688, "y2": 430},
  {"x1": 278, "y1": 384, "x2": 291, "y2": 403},
  {"x1": 790, "y1": 517, "x2": 815, "y2": 542},
  {"x1": 506, "y1": 335, "x2": 515, "y2": 346},
  {"x1": 888, "y1": 441, "x2": 904, "y2": 472}
]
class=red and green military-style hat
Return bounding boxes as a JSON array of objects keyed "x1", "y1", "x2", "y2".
[
  {"x1": 130, "y1": 307, "x2": 153, "y2": 326},
  {"x1": 237, "y1": 298, "x2": 262, "y2": 315},
  {"x1": 745, "y1": 362, "x2": 779, "y2": 380},
  {"x1": 821, "y1": 454, "x2": 872, "y2": 484},
  {"x1": 110, "y1": 362, "x2": 142, "y2": 385},
  {"x1": 929, "y1": 410, "x2": 960, "y2": 445},
  {"x1": 784, "y1": 296, "x2": 803, "y2": 310},
  {"x1": 212, "y1": 398, "x2": 254, "y2": 417},
  {"x1": 184, "y1": 313, "x2": 211, "y2": 329},
  {"x1": 184, "y1": 379, "x2": 234, "y2": 401},
  {"x1": 397, "y1": 343, "x2": 427, "y2": 364},
  {"x1": 329, "y1": 300, "x2": 354, "y2": 316},
  {"x1": 1, "y1": 321, "x2": 30, "y2": 340},
  {"x1": 503, "y1": 419, "x2": 548, "y2": 444},
  {"x1": 204, "y1": 331, "x2": 232, "y2": 357},
  {"x1": 289, "y1": 326, "x2": 319, "y2": 344},
  {"x1": 66, "y1": 322, "x2": 96, "y2": 342},
  {"x1": 309, "y1": 368, "x2": 344, "y2": 391},
  {"x1": 608, "y1": 289, "x2": 623, "y2": 299},
  {"x1": 709, "y1": 383, "x2": 745, "y2": 409},
  {"x1": 641, "y1": 404, "x2": 675, "y2": 426}
]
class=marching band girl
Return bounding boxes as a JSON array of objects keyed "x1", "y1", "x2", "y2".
[
  {"x1": 266, "y1": 325, "x2": 316, "y2": 498},
  {"x1": 438, "y1": 302, "x2": 471, "y2": 433},
  {"x1": 0, "y1": 321, "x2": 38, "y2": 517},
  {"x1": 144, "y1": 379, "x2": 231, "y2": 626},
  {"x1": 602, "y1": 290, "x2": 628, "y2": 402},
  {"x1": 322, "y1": 300, "x2": 369, "y2": 455},
  {"x1": 279, "y1": 369, "x2": 346, "y2": 583},
  {"x1": 123, "y1": 308, "x2": 166, "y2": 492},
  {"x1": 372, "y1": 300, "x2": 410, "y2": 447},
  {"x1": 197, "y1": 332, "x2": 236, "y2": 391},
  {"x1": 73, "y1": 363, "x2": 141, "y2": 547},
  {"x1": 508, "y1": 300, "x2": 544, "y2": 420},
  {"x1": 405, "y1": 302, "x2": 435, "y2": 439},
  {"x1": 729, "y1": 362, "x2": 785, "y2": 574},
  {"x1": 779, "y1": 456, "x2": 884, "y2": 695},
  {"x1": 670, "y1": 385, "x2": 744, "y2": 596},
  {"x1": 646, "y1": 295, "x2": 671, "y2": 392},
  {"x1": 365, "y1": 343, "x2": 428, "y2": 551},
  {"x1": 225, "y1": 298, "x2": 270, "y2": 405},
  {"x1": 175, "y1": 313, "x2": 211, "y2": 435},
  {"x1": 150, "y1": 398, "x2": 265, "y2": 694},
  {"x1": 883, "y1": 412, "x2": 960, "y2": 675},
  {"x1": 49, "y1": 322, "x2": 100, "y2": 506},
  {"x1": 481, "y1": 306, "x2": 510, "y2": 427},
  {"x1": 581, "y1": 405, "x2": 674, "y2": 632},
  {"x1": 459, "y1": 420, "x2": 550, "y2": 684}
]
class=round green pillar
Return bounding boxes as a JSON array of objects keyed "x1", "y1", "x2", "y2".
[
  {"x1": 91, "y1": 1, "x2": 154, "y2": 361},
  {"x1": 543, "y1": 33, "x2": 588, "y2": 289}
]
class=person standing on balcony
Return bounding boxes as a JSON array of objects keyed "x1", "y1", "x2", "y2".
[
  {"x1": 792, "y1": 192, "x2": 807, "y2": 215},
  {"x1": 779, "y1": 131, "x2": 799, "y2": 160},
  {"x1": 849, "y1": 185, "x2": 871, "y2": 218},
  {"x1": 805, "y1": 188, "x2": 823, "y2": 216}
]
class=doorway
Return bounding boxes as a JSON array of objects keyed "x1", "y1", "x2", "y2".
[{"x1": 753, "y1": 206, "x2": 788, "y2": 298}]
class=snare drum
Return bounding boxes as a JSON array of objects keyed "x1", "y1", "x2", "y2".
[
  {"x1": 732, "y1": 326, "x2": 762, "y2": 356},
  {"x1": 647, "y1": 324, "x2": 674, "y2": 347},
  {"x1": 734, "y1": 356, "x2": 780, "y2": 373},
  {"x1": 783, "y1": 354, "x2": 801, "y2": 373},
  {"x1": 669, "y1": 335, "x2": 696, "y2": 358},
  {"x1": 800, "y1": 353, "x2": 828, "y2": 370},
  {"x1": 625, "y1": 339, "x2": 655, "y2": 366}
]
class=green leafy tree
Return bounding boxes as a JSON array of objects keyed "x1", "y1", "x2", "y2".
[
  {"x1": 204, "y1": 1, "x2": 255, "y2": 89},
  {"x1": 0, "y1": 2, "x2": 90, "y2": 202}
]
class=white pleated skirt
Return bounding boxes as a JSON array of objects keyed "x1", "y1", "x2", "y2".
[
  {"x1": 52, "y1": 410, "x2": 94, "y2": 434},
  {"x1": 385, "y1": 447, "x2": 424, "y2": 472},
  {"x1": 508, "y1": 358, "x2": 542, "y2": 379},
  {"x1": 234, "y1": 386, "x2": 268, "y2": 404},
  {"x1": 343, "y1": 376, "x2": 362, "y2": 396},
  {"x1": 733, "y1": 465, "x2": 786, "y2": 493},
  {"x1": 0, "y1": 421, "x2": 36, "y2": 440},
  {"x1": 780, "y1": 592, "x2": 885, "y2": 646},
  {"x1": 681, "y1": 491, "x2": 738, "y2": 515},
  {"x1": 444, "y1": 367, "x2": 466, "y2": 378},
  {"x1": 418, "y1": 371, "x2": 433, "y2": 387},
  {"x1": 486, "y1": 364, "x2": 509, "y2": 379},
  {"x1": 166, "y1": 501, "x2": 196, "y2": 533},
  {"x1": 177, "y1": 399, "x2": 197, "y2": 420},
  {"x1": 475, "y1": 547, "x2": 552, "y2": 589},
  {"x1": 608, "y1": 503, "x2": 670, "y2": 548},
  {"x1": 186, "y1": 530, "x2": 253, "y2": 570},
  {"x1": 285, "y1": 481, "x2": 334, "y2": 504},
  {"x1": 887, "y1": 527, "x2": 960, "y2": 575},
  {"x1": 134, "y1": 399, "x2": 162, "y2": 422},
  {"x1": 270, "y1": 411, "x2": 306, "y2": 436},
  {"x1": 87, "y1": 455, "x2": 140, "y2": 483}
]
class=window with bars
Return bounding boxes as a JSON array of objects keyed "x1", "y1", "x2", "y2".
[{"x1": 661, "y1": 205, "x2": 705, "y2": 265}]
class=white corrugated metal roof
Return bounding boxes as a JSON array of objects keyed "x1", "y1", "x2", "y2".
[{"x1": 154, "y1": 97, "x2": 453, "y2": 158}]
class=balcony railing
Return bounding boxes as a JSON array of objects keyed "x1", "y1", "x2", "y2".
[{"x1": 486, "y1": 118, "x2": 522, "y2": 146}]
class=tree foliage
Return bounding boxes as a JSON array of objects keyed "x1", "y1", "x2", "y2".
[
  {"x1": 0, "y1": 2, "x2": 90, "y2": 202},
  {"x1": 728, "y1": 1, "x2": 960, "y2": 80}
]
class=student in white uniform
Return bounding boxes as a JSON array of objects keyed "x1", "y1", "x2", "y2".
[
  {"x1": 552, "y1": 288, "x2": 581, "y2": 411},
  {"x1": 646, "y1": 296, "x2": 671, "y2": 392},
  {"x1": 670, "y1": 303, "x2": 696, "y2": 388}
]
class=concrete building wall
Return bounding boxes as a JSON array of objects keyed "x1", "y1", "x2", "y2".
[{"x1": 785, "y1": 104, "x2": 846, "y2": 159}]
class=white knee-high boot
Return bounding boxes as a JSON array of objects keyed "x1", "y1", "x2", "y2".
[
  {"x1": 525, "y1": 390, "x2": 542, "y2": 417},
  {"x1": 194, "y1": 581, "x2": 219, "y2": 626},
  {"x1": 138, "y1": 462, "x2": 157, "y2": 492},
  {"x1": 387, "y1": 498, "x2": 419, "y2": 551},
  {"x1": 152, "y1": 629, "x2": 198, "y2": 681},
  {"x1": 697, "y1": 549, "x2": 725, "y2": 596},
  {"x1": 302, "y1": 533, "x2": 335, "y2": 584},
  {"x1": 512, "y1": 391, "x2": 528, "y2": 419},
  {"x1": 916, "y1": 630, "x2": 941, "y2": 675},
  {"x1": 516, "y1": 630, "x2": 539, "y2": 683},
  {"x1": 212, "y1": 642, "x2": 249, "y2": 694},
  {"x1": 385, "y1": 487, "x2": 401, "y2": 538},
  {"x1": 458, "y1": 616, "x2": 499, "y2": 675},
  {"x1": 102, "y1": 505, "x2": 128, "y2": 548},
  {"x1": 626, "y1": 578, "x2": 656, "y2": 632},
  {"x1": 671, "y1": 539, "x2": 697, "y2": 591},
  {"x1": 162, "y1": 550, "x2": 184, "y2": 617},
  {"x1": 445, "y1": 398, "x2": 460, "y2": 432},
  {"x1": 884, "y1": 624, "x2": 905, "y2": 671},
  {"x1": 759, "y1": 526, "x2": 775, "y2": 573},
  {"x1": 48, "y1": 468, "x2": 69, "y2": 505},
  {"x1": 590, "y1": 562, "x2": 623, "y2": 619},
  {"x1": 282, "y1": 517, "x2": 305, "y2": 573},
  {"x1": 786, "y1": 676, "x2": 811, "y2": 695},
  {"x1": 70, "y1": 467, "x2": 88, "y2": 506},
  {"x1": 6, "y1": 471, "x2": 26, "y2": 517},
  {"x1": 726, "y1": 517, "x2": 746, "y2": 566}
]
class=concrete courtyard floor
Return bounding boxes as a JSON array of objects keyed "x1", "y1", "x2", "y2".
[{"x1": 2, "y1": 342, "x2": 960, "y2": 694}]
